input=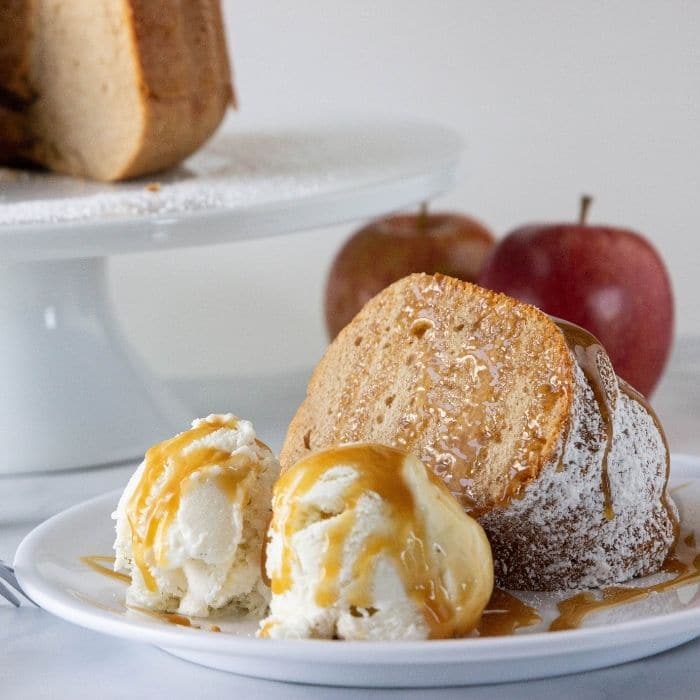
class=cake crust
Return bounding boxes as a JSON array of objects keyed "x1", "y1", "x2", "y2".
[{"x1": 117, "y1": 0, "x2": 234, "y2": 180}]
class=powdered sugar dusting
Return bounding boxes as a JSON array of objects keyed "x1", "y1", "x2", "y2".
[
  {"x1": 483, "y1": 359, "x2": 678, "y2": 591},
  {"x1": 0, "y1": 122, "x2": 458, "y2": 227}
]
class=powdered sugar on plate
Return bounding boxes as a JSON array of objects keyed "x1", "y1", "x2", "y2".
[{"x1": 0, "y1": 122, "x2": 459, "y2": 227}]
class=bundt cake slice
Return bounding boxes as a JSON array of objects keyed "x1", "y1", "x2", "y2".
[
  {"x1": 281, "y1": 273, "x2": 678, "y2": 591},
  {"x1": 0, "y1": 0, "x2": 233, "y2": 181}
]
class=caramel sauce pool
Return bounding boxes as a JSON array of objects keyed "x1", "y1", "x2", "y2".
[
  {"x1": 83, "y1": 546, "x2": 699, "y2": 638},
  {"x1": 127, "y1": 605, "x2": 197, "y2": 628},
  {"x1": 478, "y1": 541, "x2": 700, "y2": 636},
  {"x1": 80, "y1": 555, "x2": 130, "y2": 584},
  {"x1": 551, "y1": 547, "x2": 700, "y2": 632},
  {"x1": 477, "y1": 589, "x2": 540, "y2": 636},
  {"x1": 80, "y1": 555, "x2": 219, "y2": 631},
  {"x1": 267, "y1": 444, "x2": 473, "y2": 639},
  {"x1": 80, "y1": 556, "x2": 193, "y2": 627},
  {"x1": 126, "y1": 415, "x2": 254, "y2": 592}
]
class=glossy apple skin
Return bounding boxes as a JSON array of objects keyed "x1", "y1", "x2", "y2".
[
  {"x1": 478, "y1": 224, "x2": 674, "y2": 396},
  {"x1": 325, "y1": 212, "x2": 494, "y2": 339}
]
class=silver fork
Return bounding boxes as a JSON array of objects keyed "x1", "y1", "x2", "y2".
[{"x1": 0, "y1": 560, "x2": 34, "y2": 607}]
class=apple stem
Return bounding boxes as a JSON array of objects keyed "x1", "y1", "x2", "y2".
[
  {"x1": 418, "y1": 202, "x2": 429, "y2": 233},
  {"x1": 579, "y1": 195, "x2": 593, "y2": 225}
]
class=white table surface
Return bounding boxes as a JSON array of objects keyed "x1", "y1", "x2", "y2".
[{"x1": 2, "y1": 339, "x2": 700, "y2": 699}]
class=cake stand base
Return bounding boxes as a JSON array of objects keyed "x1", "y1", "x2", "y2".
[{"x1": 0, "y1": 258, "x2": 191, "y2": 474}]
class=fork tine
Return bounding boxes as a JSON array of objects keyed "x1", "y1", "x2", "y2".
[
  {"x1": 0, "y1": 561, "x2": 35, "y2": 606},
  {"x1": 0, "y1": 579, "x2": 21, "y2": 607},
  {"x1": 0, "y1": 563, "x2": 20, "y2": 590}
]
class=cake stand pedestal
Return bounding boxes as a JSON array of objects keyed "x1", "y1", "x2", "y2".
[
  {"x1": 0, "y1": 119, "x2": 461, "y2": 474},
  {"x1": 0, "y1": 258, "x2": 190, "y2": 473}
]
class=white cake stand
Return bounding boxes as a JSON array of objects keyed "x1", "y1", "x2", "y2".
[{"x1": 0, "y1": 119, "x2": 461, "y2": 474}]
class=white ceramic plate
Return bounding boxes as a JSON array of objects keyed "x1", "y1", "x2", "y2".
[{"x1": 14, "y1": 454, "x2": 700, "y2": 688}]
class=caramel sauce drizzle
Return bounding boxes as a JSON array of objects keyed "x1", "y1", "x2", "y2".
[
  {"x1": 266, "y1": 444, "x2": 477, "y2": 639},
  {"x1": 554, "y1": 320, "x2": 617, "y2": 520},
  {"x1": 552, "y1": 318, "x2": 679, "y2": 540},
  {"x1": 477, "y1": 589, "x2": 541, "y2": 636},
  {"x1": 127, "y1": 605, "x2": 198, "y2": 628},
  {"x1": 394, "y1": 280, "x2": 549, "y2": 517},
  {"x1": 258, "y1": 619, "x2": 274, "y2": 639},
  {"x1": 79, "y1": 557, "x2": 197, "y2": 628},
  {"x1": 80, "y1": 556, "x2": 224, "y2": 632},
  {"x1": 554, "y1": 320, "x2": 677, "y2": 537},
  {"x1": 550, "y1": 551, "x2": 700, "y2": 632},
  {"x1": 81, "y1": 555, "x2": 131, "y2": 584},
  {"x1": 326, "y1": 277, "x2": 584, "y2": 517},
  {"x1": 618, "y1": 378, "x2": 680, "y2": 543},
  {"x1": 323, "y1": 277, "x2": 674, "y2": 524},
  {"x1": 260, "y1": 514, "x2": 272, "y2": 588},
  {"x1": 126, "y1": 415, "x2": 255, "y2": 592}
]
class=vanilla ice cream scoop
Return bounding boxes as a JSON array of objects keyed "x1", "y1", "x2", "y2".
[
  {"x1": 259, "y1": 444, "x2": 493, "y2": 640},
  {"x1": 113, "y1": 414, "x2": 279, "y2": 618}
]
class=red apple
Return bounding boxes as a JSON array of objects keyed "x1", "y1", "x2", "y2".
[
  {"x1": 325, "y1": 206, "x2": 494, "y2": 339},
  {"x1": 478, "y1": 196, "x2": 674, "y2": 396}
]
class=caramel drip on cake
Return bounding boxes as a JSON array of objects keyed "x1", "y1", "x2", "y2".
[
  {"x1": 477, "y1": 589, "x2": 541, "y2": 636},
  {"x1": 81, "y1": 555, "x2": 130, "y2": 584},
  {"x1": 555, "y1": 320, "x2": 678, "y2": 536},
  {"x1": 618, "y1": 379, "x2": 680, "y2": 543},
  {"x1": 126, "y1": 415, "x2": 255, "y2": 592},
  {"x1": 268, "y1": 444, "x2": 471, "y2": 639},
  {"x1": 554, "y1": 320, "x2": 618, "y2": 520}
]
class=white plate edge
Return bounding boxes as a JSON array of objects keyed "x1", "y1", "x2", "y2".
[{"x1": 14, "y1": 453, "x2": 700, "y2": 664}]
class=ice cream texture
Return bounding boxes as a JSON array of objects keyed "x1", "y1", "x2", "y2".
[
  {"x1": 259, "y1": 443, "x2": 494, "y2": 640},
  {"x1": 113, "y1": 414, "x2": 279, "y2": 617}
]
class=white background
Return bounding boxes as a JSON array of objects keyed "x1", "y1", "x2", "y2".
[{"x1": 110, "y1": 0, "x2": 700, "y2": 378}]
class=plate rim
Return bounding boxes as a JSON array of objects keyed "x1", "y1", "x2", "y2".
[{"x1": 14, "y1": 453, "x2": 700, "y2": 665}]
